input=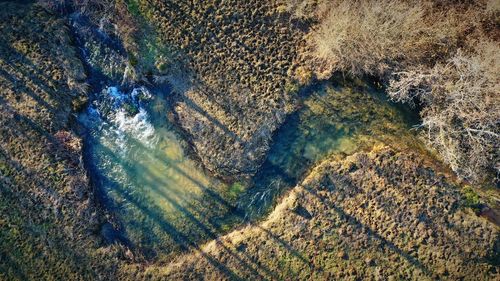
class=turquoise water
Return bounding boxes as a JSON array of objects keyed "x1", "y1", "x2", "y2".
[
  {"x1": 237, "y1": 79, "x2": 419, "y2": 219},
  {"x1": 79, "y1": 86, "x2": 239, "y2": 260},
  {"x1": 79, "y1": 78, "x2": 418, "y2": 260}
]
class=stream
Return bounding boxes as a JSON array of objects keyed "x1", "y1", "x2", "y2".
[
  {"x1": 71, "y1": 6, "x2": 419, "y2": 262},
  {"x1": 78, "y1": 76, "x2": 419, "y2": 261}
]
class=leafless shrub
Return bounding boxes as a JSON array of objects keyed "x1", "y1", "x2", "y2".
[
  {"x1": 389, "y1": 42, "x2": 500, "y2": 183},
  {"x1": 486, "y1": 0, "x2": 500, "y2": 13},
  {"x1": 304, "y1": 0, "x2": 485, "y2": 79},
  {"x1": 299, "y1": 0, "x2": 499, "y2": 183}
]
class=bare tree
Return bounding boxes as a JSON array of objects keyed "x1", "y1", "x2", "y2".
[{"x1": 389, "y1": 42, "x2": 500, "y2": 183}]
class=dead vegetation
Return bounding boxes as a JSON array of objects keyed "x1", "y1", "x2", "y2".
[
  {"x1": 298, "y1": 0, "x2": 498, "y2": 79},
  {"x1": 389, "y1": 42, "x2": 500, "y2": 183},
  {"x1": 131, "y1": 145, "x2": 499, "y2": 280},
  {"x1": 0, "y1": 3, "x2": 120, "y2": 279},
  {"x1": 293, "y1": 0, "x2": 500, "y2": 183}
]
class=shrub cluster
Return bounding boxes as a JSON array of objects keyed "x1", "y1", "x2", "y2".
[
  {"x1": 296, "y1": 0, "x2": 499, "y2": 183},
  {"x1": 389, "y1": 42, "x2": 499, "y2": 183}
]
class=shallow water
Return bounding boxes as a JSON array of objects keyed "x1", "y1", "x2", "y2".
[
  {"x1": 238, "y1": 79, "x2": 419, "y2": 219},
  {"x1": 79, "y1": 78, "x2": 419, "y2": 260},
  {"x1": 80, "y1": 86, "x2": 238, "y2": 259}
]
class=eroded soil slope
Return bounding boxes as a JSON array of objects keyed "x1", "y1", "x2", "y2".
[{"x1": 136, "y1": 145, "x2": 499, "y2": 280}]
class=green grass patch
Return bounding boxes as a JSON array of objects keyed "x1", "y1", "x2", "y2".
[
  {"x1": 460, "y1": 185, "x2": 482, "y2": 213},
  {"x1": 227, "y1": 182, "x2": 245, "y2": 200},
  {"x1": 125, "y1": 0, "x2": 141, "y2": 18},
  {"x1": 285, "y1": 81, "x2": 299, "y2": 95}
]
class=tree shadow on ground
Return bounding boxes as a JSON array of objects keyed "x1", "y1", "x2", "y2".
[{"x1": 303, "y1": 185, "x2": 434, "y2": 277}]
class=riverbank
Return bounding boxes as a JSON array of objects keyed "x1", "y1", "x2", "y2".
[
  {"x1": 0, "y1": 2, "x2": 119, "y2": 279},
  {"x1": 0, "y1": 1, "x2": 498, "y2": 280},
  {"x1": 129, "y1": 145, "x2": 499, "y2": 280}
]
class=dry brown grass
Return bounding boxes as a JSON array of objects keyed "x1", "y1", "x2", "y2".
[
  {"x1": 296, "y1": 0, "x2": 499, "y2": 183},
  {"x1": 0, "y1": 2, "x2": 122, "y2": 279},
  {"x1": 303, "y1": 0, "x2": 494, "y2": 79},
  {"x1": 134, "y1": 146, "x2": 499, "y2": 280}
]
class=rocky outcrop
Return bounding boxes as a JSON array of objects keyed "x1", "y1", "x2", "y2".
[{"x1": 139, "y1": 145, "x2": 499, "y2": 280}]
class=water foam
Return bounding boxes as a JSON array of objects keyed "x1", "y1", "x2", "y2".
[
  {"x1": 111, "y1": 107, "x2": 156, "y2": 148},
  {"x1": 83, "y1": 86, "x2": 157, "y2": 154}
]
